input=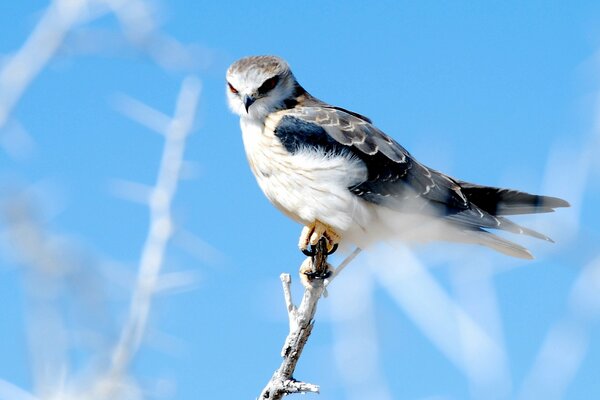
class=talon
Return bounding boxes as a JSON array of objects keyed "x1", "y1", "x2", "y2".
[
  {"x1": 301, "y1": 247, "x2": 316, "y2": 257},
  {"x1": 327, "y1": 243, "x2": 339, "y2": 255},
  {"x1": 304, "y1": 268, "x2": 332, "y2": 280},
  {"x1": 302, "y1": 242, "x2": 337, "y2": 257}
]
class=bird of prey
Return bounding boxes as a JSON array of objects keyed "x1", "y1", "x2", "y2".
[{"x1": 226, "y1": 55, "x2": 569, "y2": 259}]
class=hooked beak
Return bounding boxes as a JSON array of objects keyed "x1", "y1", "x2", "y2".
[{"x1": 243, "y1": 95, "x2": 256, "y2": 112}]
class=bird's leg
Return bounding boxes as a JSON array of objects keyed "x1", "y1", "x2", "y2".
[
  {"x1": 299, "y1": 237, "x2": 335, "y2": 288},
  {"x1": 298, "y1": 220, "x2": 341, "y2": 256}
]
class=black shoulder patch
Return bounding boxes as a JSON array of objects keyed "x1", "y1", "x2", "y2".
[{"x1": 274, "y1": 115, "x2": 350, "y2": 156}]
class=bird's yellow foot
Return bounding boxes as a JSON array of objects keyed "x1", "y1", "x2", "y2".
[{"x1": 298, "y1": 220, "x2": 341, "y2": 256}]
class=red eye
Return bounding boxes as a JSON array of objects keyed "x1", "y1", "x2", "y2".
[{"x1": 228, "y1": 82, "x2": 238, "y2": 94}]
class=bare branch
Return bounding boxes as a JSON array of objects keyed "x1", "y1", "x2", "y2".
[
  {"x1": 280, "y1": 273, "x2": 298, "y2": 329},
  {"x1": 259, "y1": 239, "x2": 337, "y2": 400}
]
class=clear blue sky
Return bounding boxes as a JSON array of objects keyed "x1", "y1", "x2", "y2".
[{"x1": 1, "y1": 1, "x2": 599, "y2": 399}]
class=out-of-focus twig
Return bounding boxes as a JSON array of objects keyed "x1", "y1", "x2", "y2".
[
  {"x1": 104, "y1": 0, "x2": 205, "y2": 71},
  {"x1": 371, "y1": 245, "x2": 508, "y2": 387},
  {"x1": 0, "y1": 0, "x2": 205, "y2": 398},
  {"x1": 326, "y1": 247, "x2": 361, "y2": 286},
  {"x1": 0, "y1": 0, "x2": 93, "y2": 129},
  {"x1": 518, "y1": 255, "x2": 600, "y2": 399},
  {"x1": 107, "y1": 76, "x2": 200, "y2": 381},
  {"x1": 1, "y1": 195, "x2": 77, "y2": 398},
  {"x1": 0, "y1": 0, "x2": 200, "y2": 132},
  {"x1": 330, "y1": 266, "x2": 393, "y2": 400}
]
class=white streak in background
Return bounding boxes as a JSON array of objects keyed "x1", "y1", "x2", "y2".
[
  {"x1": 519, "y1": 256, "x2": 600, "y2": 400},
  {"x1": 450, "y1": 259, "x2": 512, "y2": 399},
  {"x1": 538, "y1": 144, "x2": 590, "y2": 243},
  {"x1": 370, "y1": 246, "x2": 508, "y2": 398},
  {"x1": 173, "y1": 229, "x2": 225, "y2": 266},
  {"x1": 18, "y1": 180, "x2": 67, "y2": 224},
  {"x1": 0, "y1": 1, "x2": 207, "y2": 398},
  {"x1": 103, "y1": 0, "x2": 157, "y2": 42},
  {"x1": 61, "y1": 28, "x2": 215, "y2": 71},
  {"x1": 153, "y1": 270, "x2": 200, "y2": 295},
  {"x1": 570, "y1": 256, "x2": 600, "y2": 320},
  {"x1": 0, "y1": 194, "x2": 117, "y2": 399},
  {"x1": 104, "y1": 0, "x2": 211, "y2": 71},
  {"x1": 539, "y1": 61, "x2": 600, "y2": 243},
  {"x1": 0, "y1": 380, "x2": 39, "y2": 400},
  {"x1": 0, "y1": 0, "x2": 92, "y2": 129},
  {"x1": 108, "y1": 178, "x2": 152, "y2": 204},
  {"x1": 108, "y1": 76, "x2": 201, "y2": 379},
  {"x1": 330, "y1": 260, "x2": 393, "y2": 400},
  {"x1": 0, "y1": 0, "x2": 202, "y2": 134},
  {"x1": 1, "y1": 197, "x2": 71, "y2": 397},
  {"x1": 113, "y1": 94, "x2": 172, "y2": 134},
  {"x1": 518, "y1": 321, "x2": 588, "y2": 400},
  {"x1": 519, "y1": 56, "x2": 600, "y2": 400}
]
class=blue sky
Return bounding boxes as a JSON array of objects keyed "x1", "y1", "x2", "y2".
[{"x1": 0, "y1": 1, "x2": 599, "y2": 399}]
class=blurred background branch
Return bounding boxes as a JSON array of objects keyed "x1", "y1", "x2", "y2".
[
  {"x1": 0, "y1": 0, "x2": 203, "y2": 398},
  {"x1": 108, "y1": 76, "x2": 200, "y2": 384}
]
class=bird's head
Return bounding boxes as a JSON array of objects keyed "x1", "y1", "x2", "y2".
[{"x1": 226, "y1": 55, "x2": 299, "y2": 120}]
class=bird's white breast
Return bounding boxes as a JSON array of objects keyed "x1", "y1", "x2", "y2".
[{"x1": 240, "y1": 112, "x2": 372, "y2": 235}]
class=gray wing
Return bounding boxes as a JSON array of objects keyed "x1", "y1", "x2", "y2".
[
  {"x1": 276, "y1": 105, "x2": 552, "y2": 240},
  {"x1": 279, "y1": 105, "x2": 469, "y2": 209}
]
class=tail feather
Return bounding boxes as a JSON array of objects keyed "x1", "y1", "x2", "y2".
[
  {"x1": 458, "y1": 182, "x2": 570, "y2": 216},
  {"x1": 446, "y1": 204, "x2": 554, "y2": 242},
  {"x1": 495, "y1": 215, "x2": 554, "y2": 242},
  {"x1": 445, "y1": 181, "x2": 570, "y2": 258},
  {"x1": 461, "y1": 229, "x2": 534, "y2": 259}
]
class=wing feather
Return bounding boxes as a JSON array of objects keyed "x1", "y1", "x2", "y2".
[
  {"x1": 275, "y1": 104, "x2": 562, "y2": 241},
  {"x1": 279, "y1": 106, "x2": 469, "y2": 212}
]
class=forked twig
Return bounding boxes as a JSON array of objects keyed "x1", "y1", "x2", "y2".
[{"x1": 259, "y1": 241, "x2": 361, "y2": 399}]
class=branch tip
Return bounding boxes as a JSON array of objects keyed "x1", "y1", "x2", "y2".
[
  {"x1": 280, "y1": 273, "x2": 291, "y2": 284},
  {"x1": 260, "y1": 243, "x2": 360, "y2": 398}
]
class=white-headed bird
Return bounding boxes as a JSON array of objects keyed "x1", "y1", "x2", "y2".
[{"x1": 226, "y1": 55, "x2": 569, "y2": 259}]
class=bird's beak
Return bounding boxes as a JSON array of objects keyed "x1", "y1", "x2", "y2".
[{"x1": 243, "y1": 95, "x2": 256, "y2": 112}]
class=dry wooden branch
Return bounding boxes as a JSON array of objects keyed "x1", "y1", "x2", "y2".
[{"x1": 259, "y1": 240, "x2": 361, "y2": 399}]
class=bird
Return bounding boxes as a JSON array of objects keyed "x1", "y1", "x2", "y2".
[{"x1": 226, "y1": 55, "x2": 569, "y2": 260}]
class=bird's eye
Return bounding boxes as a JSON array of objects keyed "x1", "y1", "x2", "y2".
[
  {"x1": 227, "y1": 82, "x2": 239, "y2": 94},
  {"x1": 257, "y1": 75, "x2": 280, "y2": 95}
]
